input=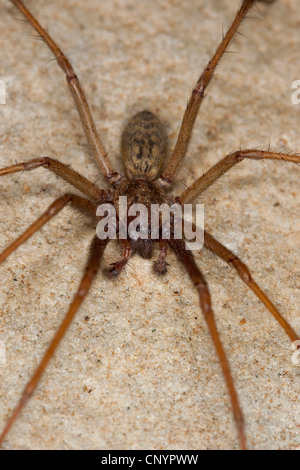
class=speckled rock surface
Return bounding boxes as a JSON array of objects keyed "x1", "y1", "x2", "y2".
[{"x1": 0, "y1": 0, "x2": 299, "y2": 450}]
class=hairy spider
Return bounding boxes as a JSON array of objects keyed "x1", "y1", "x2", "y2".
[{"x1": 0, "y1": 0, "x2": 299, "y2": 450}]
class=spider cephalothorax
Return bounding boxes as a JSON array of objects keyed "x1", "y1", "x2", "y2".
[
  {"x1": 0, "y1": 0, "x2": 298, "y2": 450},
  {"x1": 109, "y1": 110, "x2": 171, "y2": 262}
]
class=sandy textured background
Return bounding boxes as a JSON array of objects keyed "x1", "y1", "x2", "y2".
[{"x1": 0, "y1": 0, "x2": 299, "y2": 450}]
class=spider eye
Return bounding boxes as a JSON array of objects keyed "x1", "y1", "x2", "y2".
[{"x1": 121, "y1": 110, "x2": 167, "y2": 181}]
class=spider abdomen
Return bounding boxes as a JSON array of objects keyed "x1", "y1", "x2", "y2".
[{"x1": 121, "y1": 110, "x2": 166, "y2": 181}]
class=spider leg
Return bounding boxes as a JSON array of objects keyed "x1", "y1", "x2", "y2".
[
  {"x1": 0, "y1": 235, "x2": 108, "y2": 447},
  {"x1": 179, "y1": 149, "x2": 300, "y2": 204},
  {"x1": 168, "y1": 237, "x2": 247, "y2": 450},
  {"x1": 10, "y1": 0, "x2": 121, "y2": 184},
  {"x1": 107, "y1": 239, "x2": 132, "y2": 278},
  {"x1": 0, "y1": 157, "x2": 110, "y2": 201},
  {"x1": 153, "y1": 239, "x2": 169, "y2": 275},
  {"x1": 158, "y1": 0, "x2": 264, "y2": 185},
  {"x1": 0, "y1": 193, "x2": 97, "y2": 264},
  {"x1": 204, "y1": 230, "x2": 299, "y2": 343}
]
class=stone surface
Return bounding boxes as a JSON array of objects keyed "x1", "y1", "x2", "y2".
[{"x1": 0, "y1": 0, "x2": 299, "y2": 450}]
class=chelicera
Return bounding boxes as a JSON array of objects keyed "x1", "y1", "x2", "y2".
[{"x1": 0, "y1": 0, "x2": 299, "y2": 449}]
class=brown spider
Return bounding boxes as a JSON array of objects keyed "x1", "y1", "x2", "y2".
[{"x1": 0, "y1": 0, "x2": 299, "y2": 449}]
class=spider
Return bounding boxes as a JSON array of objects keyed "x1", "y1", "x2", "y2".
[{"x1": 0, "y1": 0, "x2": 299, "y2": 450}]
